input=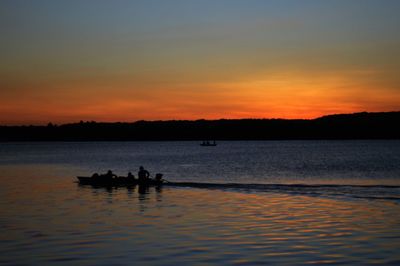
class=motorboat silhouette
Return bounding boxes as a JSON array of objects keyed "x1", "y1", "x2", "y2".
[
  {"x1": 77, "y1": 173, "x2": 164, "y2": 187},
  {"x1": 200, "y1": 140, "x2": 217, "y2": 146}
]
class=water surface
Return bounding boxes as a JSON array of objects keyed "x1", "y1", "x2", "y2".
[{"x1": 1, "y1": 141, "x2": 400, "y2": 265}]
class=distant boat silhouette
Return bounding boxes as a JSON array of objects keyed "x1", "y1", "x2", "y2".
[{"x1": 200, "y1": 140, "x2": 217, "y2": 146}]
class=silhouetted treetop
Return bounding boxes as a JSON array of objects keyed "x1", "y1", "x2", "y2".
[{"x1": 0, "y1": 111, "x2": 399, "y2": 141}]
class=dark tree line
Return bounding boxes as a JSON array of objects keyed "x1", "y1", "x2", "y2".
[{"x1": 0, "y1": 112, "x2": 399, "y2": 141}]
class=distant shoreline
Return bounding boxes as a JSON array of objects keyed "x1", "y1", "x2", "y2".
[{"x1": 0, "y1": 111, "x2": 399, "y2": 141}]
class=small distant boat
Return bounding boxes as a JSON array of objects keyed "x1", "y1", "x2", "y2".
[{"x1": 200, "y1": 140, "x2": 217, "y2": 146}]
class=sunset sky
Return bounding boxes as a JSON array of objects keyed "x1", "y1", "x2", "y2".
[{"x1": 1, "y1": 0, "x2": 400, "y2": 125}]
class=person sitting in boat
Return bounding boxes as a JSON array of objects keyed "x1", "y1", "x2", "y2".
[
  {"x1": 138, "y1": 166, "x2": 150, "y2": 182},
  {"x1": 104, "y1": 170, "x2": 117, "y2": 180},
  {"x1": 127, "y1": 172, "x2": 135, "y2": 180}
]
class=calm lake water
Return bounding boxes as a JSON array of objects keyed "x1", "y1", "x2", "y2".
[{"x1": 1, "y1": 140, "x2": 400, "y2": 265}]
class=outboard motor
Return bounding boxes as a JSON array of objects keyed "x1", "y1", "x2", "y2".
[{"x1": 155, "y1": 173, "x2": 163, "y2": 181}]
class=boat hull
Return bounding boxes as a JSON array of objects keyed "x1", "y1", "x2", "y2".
[
  {"x1": 77, "y1": 176, "x2": 163, "y2": 187},
  {"x1": 200, "y1": 144, "x2": 217, "y2": 146}
]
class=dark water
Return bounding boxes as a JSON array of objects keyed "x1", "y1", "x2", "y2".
[
  {"x1": 1, "y1": 141, "x2": 400, "y2": 265},
  {"x1": 1, "y1": 140, "x2": 400, "y2": 184}
]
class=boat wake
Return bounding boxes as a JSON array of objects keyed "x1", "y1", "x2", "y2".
[{"x1": 165, "y1": 182, "x2": 400, "y2": 202}]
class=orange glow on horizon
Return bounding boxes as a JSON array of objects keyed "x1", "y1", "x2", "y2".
[
  {"x1": 1, "y1": 1, "x2": 400, "y2": 125},
  {"x1": 1, "y1": 68, "x2": 399, "y2": 125}
]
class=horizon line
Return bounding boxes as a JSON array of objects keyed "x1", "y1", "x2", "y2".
[{"x1": 1, "y1": 111, "x2": 399, "y2": 127}]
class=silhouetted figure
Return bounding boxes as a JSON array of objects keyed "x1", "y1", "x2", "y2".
[
  {"x1": 127, "y1": 172, "x2": 135, "y2": 180},
  {"x1": 138, "y1": 166, "x2": 150, "y2": 183},
  {"x1": 104, "y1": 170, "x2": 116, "y2": 180},
  {"x1": 92, "y1": 173, "x2": 99, "y2": 179}
]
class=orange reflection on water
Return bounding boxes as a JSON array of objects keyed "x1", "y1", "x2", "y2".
[{"x1": 1, "y1": 166, "x2": 400, "y2": 264}]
